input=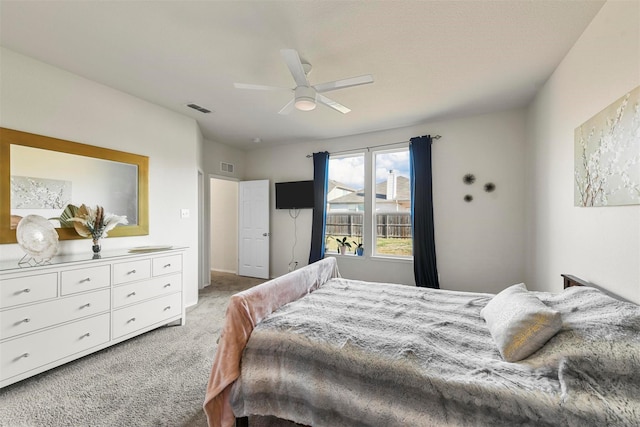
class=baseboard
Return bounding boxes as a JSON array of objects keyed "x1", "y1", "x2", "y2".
[{"x1": 211, "y1": 268, "x2": 238, "y2": 274}]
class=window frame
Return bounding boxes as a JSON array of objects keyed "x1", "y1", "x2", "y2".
[
  {"x1": 324, "y1": 145, "x2": 413, "y2": 260},
  {"x1": 370, "y1": 146, "x2": 413, "y2": 260},
  {"x1": 325, "y1": 152, "x2": 366, "y2": 257}
]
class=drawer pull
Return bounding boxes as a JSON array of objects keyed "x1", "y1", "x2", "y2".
[
  {"x1": 164, "y1": 306, "x2": 171, "y2": 311},
  {"x1": 15, "y1": 318, "x2": 31, "y2": 325},
  {"x1": 80, "y1": 332, "x2": 91, "y2": 339},
  {"x1": 164, "y1": 263, "x2": 171, "y2": 268},
  {"x1": 80, "y1": 303, "x2": 91, "y2": 309},
  {"x1": 127, "y1": 317, "x2": 136, "y2": 323},
  {"x1": 127, "y1": 292, "x2": 137, "y2": 297},
  {"x1": 163, "y1": 283, "x2": 171, "y2": 288},
  {"x1": 79, "y1": 277, "x2": 91, "y2": 283},
  {"x1": 127, "y1": 269, "x2": 137, "y2": 275},
  {"x1": 16, "y1": 352, "x2": 30, "y2": 360},
  {"x1": 18, "y1": 288, "x2": 31, "y2": 294}
]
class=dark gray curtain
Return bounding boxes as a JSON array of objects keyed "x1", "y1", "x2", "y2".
[
  {"x1": 309, "y1": 151, "x2": 329, "y2": 264},
  {"x1": 410, "y1": 136, "x2": 439, "y2": 288}
]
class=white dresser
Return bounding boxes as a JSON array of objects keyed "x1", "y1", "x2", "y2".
[{"x1": 0, "y1": 247, "x2": 185, "y2": 388}]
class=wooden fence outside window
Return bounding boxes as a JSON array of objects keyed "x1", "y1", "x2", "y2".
[{"x1": 326, "y1": 212, "x2": 411, "y2": 238}]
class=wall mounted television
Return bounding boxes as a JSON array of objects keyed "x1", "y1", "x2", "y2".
[{"x1": 275, "y1": 180, "x2": 315, "y2": 209}]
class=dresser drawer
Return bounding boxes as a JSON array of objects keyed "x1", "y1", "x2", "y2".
[
  {"x1": 0, "y1": 273, "x2": 58, "y2": 309},
  {"x1": 112, "y1": 293, "x2": 181, "y2": 339},
  {"x1": 1, "y1": 313, "x2": 110, "y2": 382},
  {"x1": 113, "y1": 259, "x2": 151, "y2": 285},
  {"x1": 1, "y1": 289, "x2": 110, "y2": 340},
  {"x1": 61, "y1": 265, "x2": 110, "y2": 295},
  {"x1": 152, "y1": 254, "x2": 182, "y2": 276},
  {"x1": 112, "y1": 274, "x2": 181, "y2": 308}
]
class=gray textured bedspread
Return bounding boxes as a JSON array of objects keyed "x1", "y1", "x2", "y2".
[{"x1": 231, "y1": 278, "x2": 640, "y2": 426}]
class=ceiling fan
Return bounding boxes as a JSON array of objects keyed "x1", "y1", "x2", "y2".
[{"x1": 234, "y1": 49, "x2": 374, "y2": 114}]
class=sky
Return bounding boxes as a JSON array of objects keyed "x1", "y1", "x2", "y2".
[{"x1": 329, "y1": 150, "x2": 409, "y2": 189}]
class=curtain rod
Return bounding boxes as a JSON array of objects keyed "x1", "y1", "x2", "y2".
[{"x1": 305, "y1": 135, "x2": 441, "y2": 158}]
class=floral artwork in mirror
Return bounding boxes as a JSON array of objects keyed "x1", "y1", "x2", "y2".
[
  {"x1": 11, "y1": 176, "x2": 72, "y2": 210},
  {"x1": 0, "y1": 127, "x2": 149, "y2": 244},
  {"x1": 574, "y1": 85, "x2": 640, "y2": 207}
]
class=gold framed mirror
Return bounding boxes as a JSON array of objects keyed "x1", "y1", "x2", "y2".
[{"x1": 1, "y1": 127, "x2": 149, "y2": 244}]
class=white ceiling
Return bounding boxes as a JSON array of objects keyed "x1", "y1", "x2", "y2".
[{"x1": 0, "y1": 0, "x2": 605, "y2": 150}]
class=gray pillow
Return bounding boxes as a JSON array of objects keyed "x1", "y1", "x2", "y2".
[{"x1": 481, "y1": 283, "x2": 562, "y2": 362}]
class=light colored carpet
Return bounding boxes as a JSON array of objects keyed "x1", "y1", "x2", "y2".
[{"x1": 0, "y1": 271, "x2": 265, "y2": 427}]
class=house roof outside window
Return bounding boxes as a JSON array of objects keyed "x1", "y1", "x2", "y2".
[{"x1": 328, "y1": 174, "x2": 410, "y2": 212}]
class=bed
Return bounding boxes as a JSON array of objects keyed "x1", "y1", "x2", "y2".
[{"x1": 204, "y1": 258, "x2": 640, "y2": 427}]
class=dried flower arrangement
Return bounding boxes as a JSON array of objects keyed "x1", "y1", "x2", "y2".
[{"x1": 70, "y1": 204, "x2": 128, "y2": 247}]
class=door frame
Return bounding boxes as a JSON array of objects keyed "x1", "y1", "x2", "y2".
[{"x1": 208, "y1": 174, "x2": 240, "y2": 276}]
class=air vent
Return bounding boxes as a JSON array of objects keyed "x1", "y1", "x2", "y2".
[
  {"x1": 221, "y1": 162, "x2": 234, "y2": 173},
  {"x1": 186, "y1": 103, "x2": 212, "y2": 114}
]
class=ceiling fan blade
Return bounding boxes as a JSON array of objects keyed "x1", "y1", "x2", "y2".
[
  {"x1": 313, "y1": 74, "x2": 374, "y2": 93},
  {"x1": 234, "y1": 83, "x2": 290, "y2": 91},
  {"x1": 278, "y1": 98, "x2": 295, "y2": 115},
  {"x1": 280, "y1": 49, "x2": 310, "y2": 88},
  {"x1": 317, "y1": 94, "x2": 351, "y2": 114}
]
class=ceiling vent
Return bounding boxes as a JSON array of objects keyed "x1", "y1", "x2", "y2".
[
  {"x1": 186, "y1": 103, "x2": 212, "y2": 114},
  {"x1": 221, "y1": 162, "x2": 234, "y2": 173}
]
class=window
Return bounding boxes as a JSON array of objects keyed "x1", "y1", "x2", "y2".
[
  {"x1": 373, "y1": 149, "x2": 412, "y2": 257},
  {"x1": 324, "y1": 147, "x2": 412, "y2": 258},
  {"x1": 325, "y1": 153, "x2": 365, "y2": 255}
]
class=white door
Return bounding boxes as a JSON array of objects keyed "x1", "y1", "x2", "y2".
[{"x1": 238, "y1": 180, "x2": 270, "y2": 279}]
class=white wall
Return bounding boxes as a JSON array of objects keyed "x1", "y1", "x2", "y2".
[
  {"x1": 210, "y1": 178, "x2": 238, "y2": 273},
  {"x1": 525, "y1": 1, "x2": 640, "y2": 303},
  {"x1": 0, "y1": 47, "x2": 203, "y2": 307},
  {"x1": 202, "y1": 140, "x2": 246, "y2": 181},
  {"x1": 246, "y1": 109, "x2": 527, "y2": 293}
]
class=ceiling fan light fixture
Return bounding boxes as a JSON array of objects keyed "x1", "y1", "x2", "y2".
[
  {"x1": 294, "y1": 86, "x2": 316, "y2": 111},
  {"x1": 234, "y1": 49, "x2": 372, "y2": 114},
  {"x1": 295, "y1": 97, "x2": 316, "y2": 111}
]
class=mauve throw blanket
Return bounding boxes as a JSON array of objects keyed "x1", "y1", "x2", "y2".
[
  {"x1": 203, "y1": 258, "x2": 340, "y2": 427},
  {"x1": 230, "y1": 279, "x2": 640, "y2": 426}
]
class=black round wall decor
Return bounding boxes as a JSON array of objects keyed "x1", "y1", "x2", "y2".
[
  {"x1": 464, "y1": 194, "x2": 473, "y2": 202},
  {"x1": 463, "y1": 174, "x2": 476, "y2": 185},
  {"x1": 484, "y1": 182, "x2": 496, "y2": 192}
]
